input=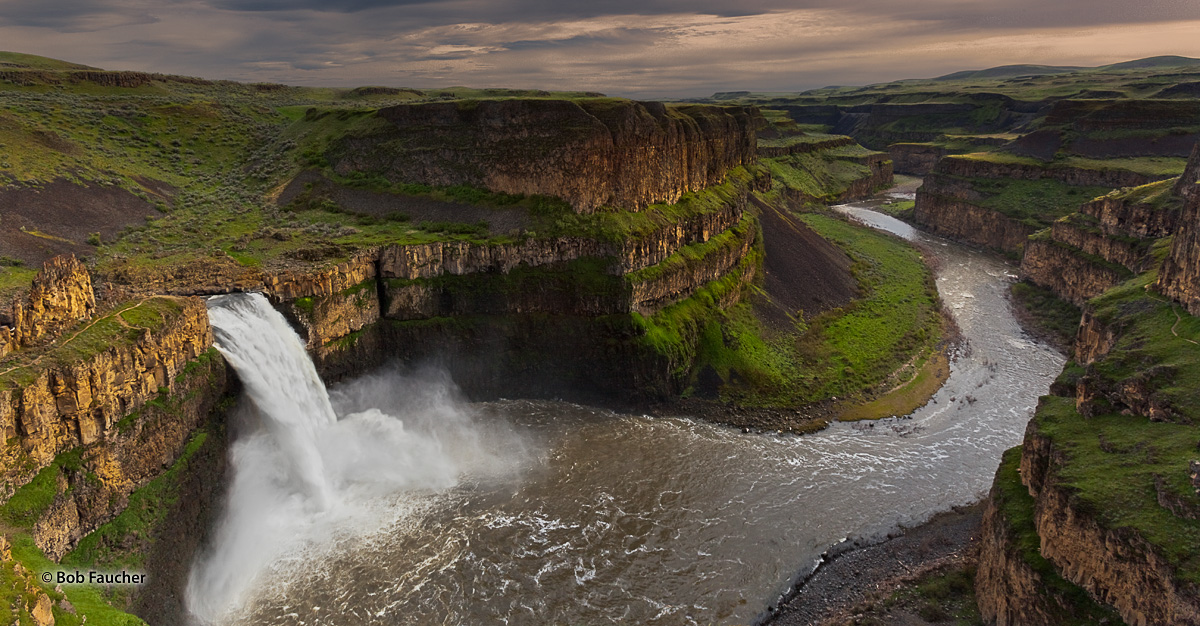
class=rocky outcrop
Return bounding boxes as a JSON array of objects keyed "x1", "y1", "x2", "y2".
[
  {"x1": 913, "y1": 188, "x2": 1037, "y2": 253},
  {"x1": 975, "y1": 447, "x2": 1118, "y2": 626},
  {"x1": 887, "y1": 143, "x2": 947, "y2": 175},
  {"x1": 916, "y1": 153, "x2": 1172, "y2": 255},
  {"x1": 0, "y1": 256, "x2": 96, "y2": 355},
  {"x1": 1158, "y1": 179, "x2": 1200, "y2": 315},
  {"x1": 1051, "y1": 218, "x2": 1151, "y2": 272},
  {"x1": 629, "y1": 220, "x2": 757, "y2": 314},
  {"x1": 270, "y1": 180, "x2": 754, "y2": 349},
  {"x1": 1081, "y1": 193, "x2": 1180, "y2": 240},
  {"x1": 1020, "y1": 405, "x2": 1200, "y2": 626},
  {"x1": 757, "y1": 136, "x2": 854, "y2": 158},
  {"x1": 31, "y1": 350, "x2": 226, "y2": 560},
  {"x1": 1047, "y1": 99, "x2": 1200, "y2": 133},
  {"x1": 286, "y1": 216, "x2": 760, "y2": 348},
  {"x1": 0, "y1": 297, "x2": 214, "y2": 495},
  {"x1": 326, "y1": 99, "x2": 759, "y2": 213},
  {"x1": 1020, "y1": 237, "x2": 1130, "y2": 306},
  {"x1": 836, "y1": 153, "x2": 893, "y2": 202},
  {"x1": 1074, "y1": 308, "x2": 1118, "y2": 365},
  {"x1": 1174, "y1": 143, "x2": 1200, "y2": 199}
]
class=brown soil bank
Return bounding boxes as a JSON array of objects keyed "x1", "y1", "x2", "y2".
[
  {"x1": 0, "y1": 179, "x2": 161, "y2": 266},
  {"x1": 754, "y1": 195, "x2": 857, "y2": 323}
]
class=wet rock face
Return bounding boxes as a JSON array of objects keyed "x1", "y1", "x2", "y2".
[{"x1": 327, "y1": 99, "x2": 759, "y2": 213}]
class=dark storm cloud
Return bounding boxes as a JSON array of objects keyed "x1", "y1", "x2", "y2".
[
  {"x1": 198, "y1": 0, "x2": 1200, "y2": 29},
  {"x1": 0, "y1": 0, "x2": 161, "y2": 32}
]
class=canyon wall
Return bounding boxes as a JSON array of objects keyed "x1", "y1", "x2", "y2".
[
  {"x1": 913, "y1": 186, "x2": 1037, "y2": 253},
  {"x1": 326, "y1": 99, "x2": 760, "y2": 213},
  {"x1": 0, "y1": 254, "x2": 229, "y2": 573},
  {"x1": 916, "y1": 154, "x2": 1171, "y2": 256},
  {"x1": 1017, "y1": 400, "x2": 1200, "y2": 626},
  {"x1": 1157, "y1": 200, "x2": 1200, "y2": 315},
  {"x1": 887, "y1": 143, "x2": 947, "y2": 176},
  {"x1": 1153, "y1": 145, "x2": 1200, "y2": 314},
  {"x1": 1019, "y1": 237, "x2": 1130, "y2": 306}
]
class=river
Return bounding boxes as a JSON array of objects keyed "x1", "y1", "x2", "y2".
[{"x1": 194, "y1": 199, "x2": 1064, "y2": 625}]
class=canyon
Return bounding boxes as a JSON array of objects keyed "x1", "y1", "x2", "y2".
[{"x1": 4, "y1": 52, "x2": 1200, "y2": 626}]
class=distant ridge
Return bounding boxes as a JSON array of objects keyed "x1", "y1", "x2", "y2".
[
  {"x1": 1101, "y1": 55, "x2": 1200, "y2": 70},
  {"x1": 934, "y1": 55, "x2": 1200, "y2": 81},
  {"x1": 0, "y1": 51, "x2": 98, "y2": 71},
  {"x1": 934, "y1": 64, "x2": 1082, "y2": 81}
]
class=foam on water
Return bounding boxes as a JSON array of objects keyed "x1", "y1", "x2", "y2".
[{"x1": 186, "y1": 293, "x2": 528, "y2": 623}]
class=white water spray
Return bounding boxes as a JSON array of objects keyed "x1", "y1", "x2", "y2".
[{"x1": 187, "y1": 293, "x2": 528, "y2": 623}]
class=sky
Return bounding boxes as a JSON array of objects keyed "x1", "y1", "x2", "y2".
[{"x1": 2, "y1": 0, "x2": 1200, "y2": 98}]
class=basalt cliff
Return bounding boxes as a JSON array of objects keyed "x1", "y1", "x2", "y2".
[
  {"x1": 0, "y1": 87, "x2": 893, "y2": 624},
  {"x1": 326, "y1": 99, "x2": 760, "y2": 213},
  {"x1": 974, "y1": 144, "x2": 1200, "y2": 626}
]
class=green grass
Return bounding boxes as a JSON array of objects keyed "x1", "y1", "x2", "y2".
[
  {"x1": 1100, "y1": 178, "x2": 1182, "y2": 211},
  {"x1": 960, "y1": 177, "x2": 1112, "y2": 227},
  {"x1": 7, "y1": 533, "x2": 146, "y2": 625},
  {"x1": 790, "y1": 213, "x2": 940, "y2": 400},
  {"x1": 63, "y1": 430, "x2": 210, "y2": 571},
  {"x1": 0, "y1": 297, "x2": 185, "y2": 403},
  {"x1": 1010, "y1": 281, "x2": 1083, "y2": 351},
  {"x1": 625, "y1": 217, "x2": 755, "y2": 286},
  {"x1": 0, "y1": 448, "x2": 83, "y2": 529},
  {"x1": 757, "y1": 133, "x2": 845, "y2": 149},
  {"x1": 866, "y1": 563, "x2": 984, "y2": 625},
  {"x1": 877, "y1": 198, "x2": 915, "y2": 219},
  {"x1": 635, "y1": 207, "x2": 941, "y2": 407},
  {"x1": 1032, "y1": 395, "x2": 1200, "y2": 584},
  {"x1": 764, "y1": 152, "x2": 874, "y2": 202},
  {"x1": 990, "y1": 445, "x2": 1125, "y2": 624},
  {"x1": 634, "y1": 246, "x2": 763, "y2": 383}
]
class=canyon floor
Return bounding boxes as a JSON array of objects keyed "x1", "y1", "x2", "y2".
[{"x1": 767, "y1": 503, "x2": 984, "y2": 626}]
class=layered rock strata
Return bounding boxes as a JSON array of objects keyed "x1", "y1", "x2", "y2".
[
  {"x1": 0, "y1": 255, "x2": 96, "y2": 356},
  {"x1": 887, "y1": 143, "x2": 947, "y2": 176},
  {"x1": 1019, "y1": 236, "x2": 1131, "y2": 306},
  {"x1": 1158, "y1": 183, "x2": 1200, "y2": 315},
  {"x1": 1018, "y1": 399, "x2": 1200, "y2": 626},
  {"x1": 327, "y1": 99, "x2": 760, "y2": 213},
  {"x1": 917, "y1": 154, "x2": 1169, "y2": 255},
  {"x1": 0, "y1": 296, "x2": 214, "y2": 494}
]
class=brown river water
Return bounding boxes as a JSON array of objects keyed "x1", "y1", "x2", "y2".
[{"x1": 194, "y1": 200, "x2": 1064, "y2": 625}]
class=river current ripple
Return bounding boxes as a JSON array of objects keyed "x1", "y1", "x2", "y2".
[{"x1": 231, "y1": 202, "x2": 1064, "y2": 625}]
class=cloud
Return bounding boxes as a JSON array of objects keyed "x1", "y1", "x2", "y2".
[{"x1": 0, "y1": 0, "x2": 1199, "y2": 96}]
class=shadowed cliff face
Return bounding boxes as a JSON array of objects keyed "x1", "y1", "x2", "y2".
[
  {"x1": 1158, "y1": 146, "x2": 1200, "y2": 313},
  {"x1": 326, "y1": 99, "x2": 760, "y2": 213}
]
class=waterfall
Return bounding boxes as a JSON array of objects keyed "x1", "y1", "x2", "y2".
[
  {"x1": 186, "y1": 293, "x2": 528, "y2": 624},
  {"x1": 206, "y1": 293, "x2": 337, "y2": 510}
]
